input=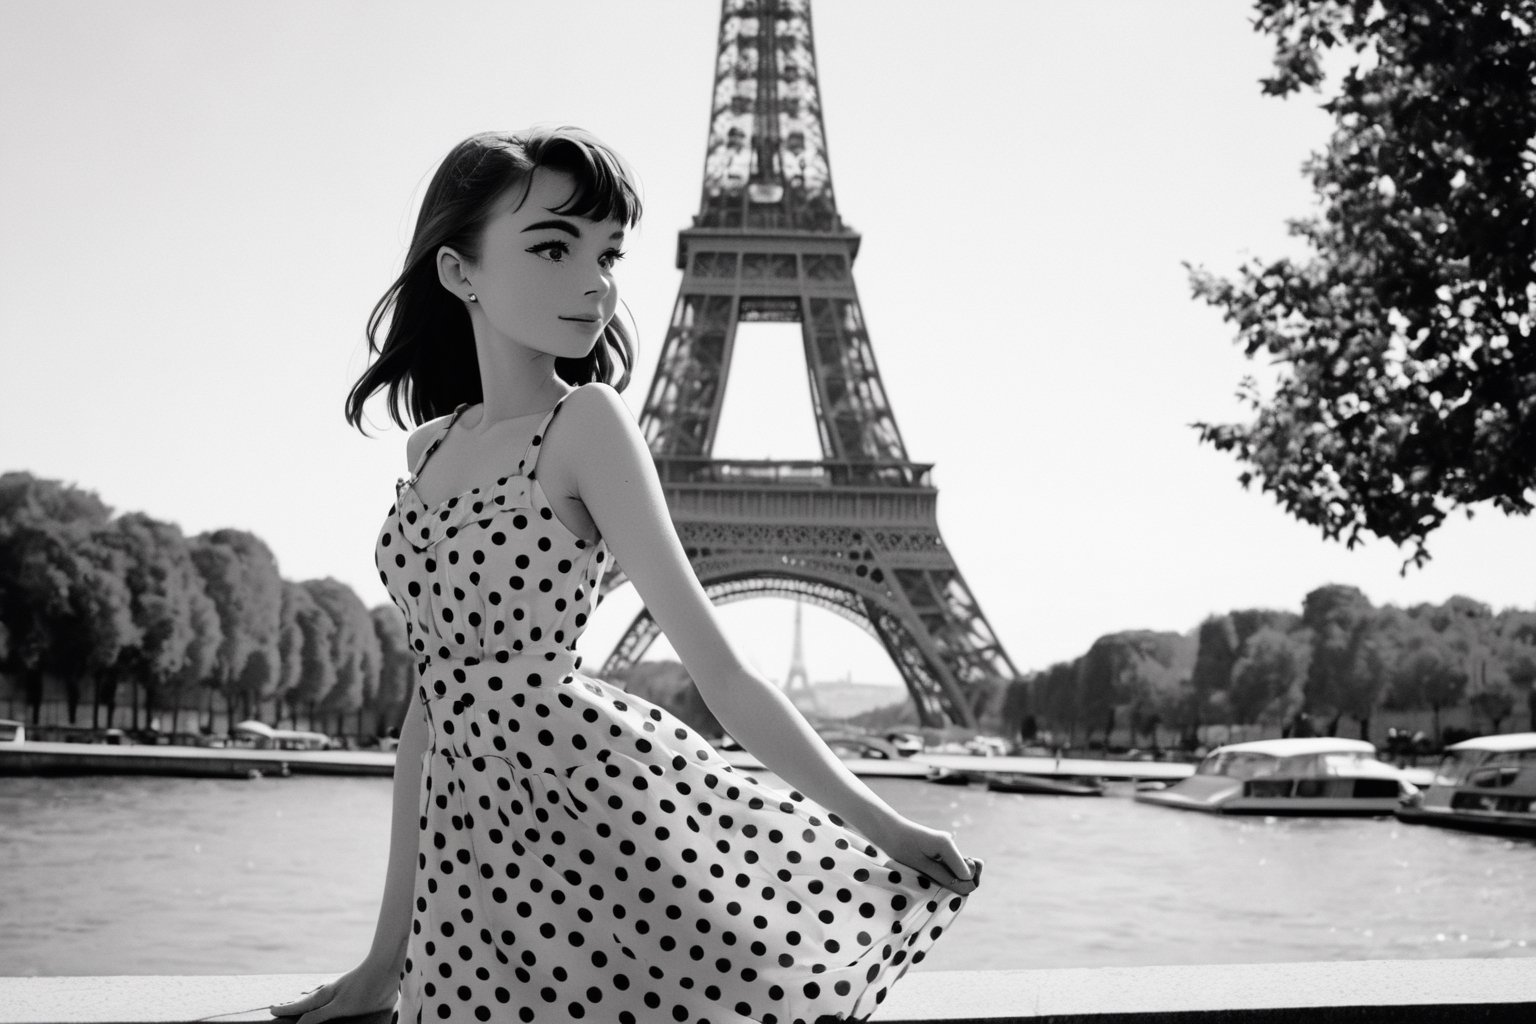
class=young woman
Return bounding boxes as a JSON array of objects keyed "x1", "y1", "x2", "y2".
[{"x1": 273, "y1": 126, "x2": 979, "y2": 1024}]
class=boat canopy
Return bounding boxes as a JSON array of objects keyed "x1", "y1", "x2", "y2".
[
  {"x1": 1444, "y1": 732, "x2": 1536, "y2": 754},
  {"x1": 1210, "y1": 737, "x2": 1376, "y2": 758},
  {"x1": 1196, "y1": 747, "x2": 1391, "y2": 781},
  {"x1": 232, "y1": 720, "x2": 332, "y2": 749}
]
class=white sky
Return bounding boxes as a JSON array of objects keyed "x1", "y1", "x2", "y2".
[{"x1": 2, "y1": 0, "x2": 1531, "y2": 690}]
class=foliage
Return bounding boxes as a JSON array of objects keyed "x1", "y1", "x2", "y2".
[
  {"x1": 371, "y1": 605, "x2": 414, "y2": 732},
  {"x1": 1075, "y1": 631, "x2": 1195, "y2": 744},
  {"x1": 1301, "y1": 583, "x2": 1376, "y2": 726},
  {"x1": 304, "y1": 577, "x2": 382, "y2": 730},
  {"x1": 0, "y1": 474, "x2": 128, "y2": 723},
  {"x1": 1189, "y1": 0, "x2": 1536, "y2": 567},
  {"x1": 1005, "y1": 587, "x2": 1536, "y2": 749},
  {"x1": 1229, "y1": 626, "x2": 1311, "y2": 725},
  {"x1": 1383, "y1": 634, "x2": 1467, "y2": 715},
  {"x1": 0, "y1": 472, "x2": 399, "y2": 735},
  {"x1": 608, "y1": 660, "x2": 723, "y2": 739},
  {"x1": 92, "y1": 513, "x2": 218, "y2": 725},
  {"x1": 52, "y1": 524, "x2": 141, "y2": 723},
  {"x1": 1190, "y1": 615, "x2": 1240, "y2": 720}
]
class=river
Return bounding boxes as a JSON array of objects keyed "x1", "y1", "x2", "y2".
[{"x1": 0, "y1": 774, "x2": 1531, "y2": 977}]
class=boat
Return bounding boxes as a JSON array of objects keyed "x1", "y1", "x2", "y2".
[
  {"x1": 1132, "y1": 737, "x2": 1415, "y2": 816},
  {"x1": 1395, "y1": 732, "x2": 1536, "y2": 840},
  {"x1": 925, "y1": 768, "x2": 977, "y2": 786},
  {"x1": 985, "y1": 772, "x2": 1105, "y2": 797},
  {"x1": 231, "y1": 720, "x2": 334, "y2": 751}
]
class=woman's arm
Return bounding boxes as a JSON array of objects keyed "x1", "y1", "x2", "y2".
[
  {"x1": 270, "y1": 697, "x2": 427, "y2": 1022},
  {"x1": 360, "y1": 694, "x2": 427, "y2": 971},
  {"x1": 563, "y1": 384, "x2": 977, "y2": 894}
]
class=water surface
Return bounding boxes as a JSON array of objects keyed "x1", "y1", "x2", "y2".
[{"x1": 1, "y1": 775, "x2": 1530, "y2": 976}]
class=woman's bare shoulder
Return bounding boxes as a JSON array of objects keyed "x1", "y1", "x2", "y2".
[
  {"x1": 560, "y1": 381, "x2": 635, "y2": 434},
  {"x1": 404, "y1": 412, "x2": 457, "y2": 470}
]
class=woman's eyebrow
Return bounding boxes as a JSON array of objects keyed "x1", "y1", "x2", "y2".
[
  {"x1": 521, "y1": 218, "x2": 627, "y2": 241},
  {"x1": 522, "y1": 218, "x2": 582, "y2": 236}
]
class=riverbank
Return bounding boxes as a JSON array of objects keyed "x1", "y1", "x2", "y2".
[
  {"x1": 0, "y1": 741, "x2": 393, "y2": 778},
  {"x1": 0, "y1": 740, "x2": 1196, "y2": 782}
]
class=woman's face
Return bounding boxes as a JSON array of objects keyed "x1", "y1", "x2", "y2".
[{"x1": 463, "y1": 168, "x2": 626, "y2": 361}]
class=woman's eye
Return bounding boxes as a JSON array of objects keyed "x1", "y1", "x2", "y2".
[
  {"x1": 527, "y1": 241, "x2": 569, "y2": 262},
  {"x1": 600, "y1": 249, "x2": 627, "y2": 270}
]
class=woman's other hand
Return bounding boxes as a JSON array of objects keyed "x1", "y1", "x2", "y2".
[
  {"x1": 868, "y1": 815, "x2": 982, "y2": 897},
  {"x1": 269, "y1": 962, "x2": 398, "y2": 1024}
]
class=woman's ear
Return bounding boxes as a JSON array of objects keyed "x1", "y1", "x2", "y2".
[{"x1": 437, "y1": 245, "x2": 475, "y2": 302}]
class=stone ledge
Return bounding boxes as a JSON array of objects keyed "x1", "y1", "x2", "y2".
[{"x1": 1, "y1": 960, "x2": 1532, "y2": 1024}]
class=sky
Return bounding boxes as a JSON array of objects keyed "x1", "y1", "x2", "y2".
[{"x1": 2, "y1": 0, "x2": 1532, "y2": 693}]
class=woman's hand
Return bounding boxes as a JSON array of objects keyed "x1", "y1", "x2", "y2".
[
  {"x1": 269, "y1": 961, "x2": 398, "y2": 1024},
  {"x1": 865, "y1": 814, "x2": 983, "y2": 897}
]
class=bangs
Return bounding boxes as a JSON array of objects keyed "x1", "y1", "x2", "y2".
[{"x1": 537, "y1": 133, "x2": 643, "y2": 228}]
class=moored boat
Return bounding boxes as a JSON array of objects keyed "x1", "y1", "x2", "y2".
[
  {"x1": 1395, "y1": 732, "x2": 1536, "y2": 840},
  {"x1": 1133, "y1": 737, "x2": 1414, "y2": 816},
  {"x1": 985, "y1": 772, "x2": 1105, "y2": 797}
]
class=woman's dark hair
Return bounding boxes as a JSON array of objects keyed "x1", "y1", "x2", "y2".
[{"x1": 346, "y1": 126, "x2": 643, "y2": 432}]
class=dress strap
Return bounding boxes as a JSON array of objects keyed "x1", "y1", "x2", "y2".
[
  {"x1": 407, "y1": 403, "x2": 471, "y2": 481},
  {"x1": 518, "y1": 394, "x2": 571, "y2": 481}
]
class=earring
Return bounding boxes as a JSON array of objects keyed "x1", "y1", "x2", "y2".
[{"x1": 468, "y1": 293, "x2": 478, "y2": 303}]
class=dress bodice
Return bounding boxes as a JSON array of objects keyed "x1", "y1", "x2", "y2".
[{"x1": 373, "y1": 395, "x2": 609, "y2": 672}]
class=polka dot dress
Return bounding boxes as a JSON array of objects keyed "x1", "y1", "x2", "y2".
[{"x1": 375, "y1": 389, "x2": 968, "y2": 1024}]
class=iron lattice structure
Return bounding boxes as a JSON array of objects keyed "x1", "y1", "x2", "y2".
[
  {"x1": 781, "y1": 600, "x2": 821, "y2": 711},
  {"x1": 601, "y1": 0, "x2": 1021, "y2": 727}
]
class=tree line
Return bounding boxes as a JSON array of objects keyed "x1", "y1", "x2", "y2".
[
  {"x1": 0, "y1": 472, "x2": 414, "y2": 738},
  {"x1": 1000, "y1": 584, "x2": 1536, "y2": 752}
]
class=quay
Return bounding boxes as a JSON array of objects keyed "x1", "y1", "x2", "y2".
[
  {"x1": 0, "y1": 741, "x2": 1192, "y2": 783},
  {"x1": 1, "y1": 960, "x2": 1532, "y2": 1022},
  {"x1": 0, "y1": 741, "x2": 393, "y2": 778}
]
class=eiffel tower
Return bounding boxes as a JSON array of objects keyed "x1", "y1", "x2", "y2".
[
  {"x1": 600, "y1": 0, "x2": 1021, "y2": 727},
  {"x1": 781, "y1": 600, "x2": 820, "y2": 712}
]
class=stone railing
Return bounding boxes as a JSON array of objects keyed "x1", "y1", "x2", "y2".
[{"x1": 2, "y1": 959, "x2": 1533, "y2": 1023}]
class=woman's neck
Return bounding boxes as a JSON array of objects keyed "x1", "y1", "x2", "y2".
[{"x1": 471, "y1": 341, "x2": 570, "y2": 428}]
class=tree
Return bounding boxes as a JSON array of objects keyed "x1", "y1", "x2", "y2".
[
  {"x1": 1075, "y1": 638, "x2": 1123, "y2": 746},
  {"x1": 165, "y1": 573, "x2": 222, "y2": 736},
  {"x1": 371, "y1": 605, "x2": 414, "y2": 735},
  {"x1": 1075, "y1": 631, "x2": 1193, "y2": 748},
  {"x1": 1343, "y1": 606, "x2": 1407, "y2": 738},
  {"x1": 1118, "y1": 632, "x2": 1196, "y2": 749},
  {"x1": 277, "y1": 581, "x2": 318, "y2": 726},
  {"x1": 303, "y1": 578, "x2": 381, "y2": 736},
  {"x1": 189, "y1": 530, "x2": 283, "y2": 727},
  {"x1": 1188, "y1": 0, "x2": 1536, "y2": 568},
  {"x1": 1229, "y1": 626, "x2": 1310, "y2": 726},
  {"x1": 1384, "y1": 610, "x2": 1471, "y2": 742},
  {"x1": 1469, "y1": 682, "x2": 1515, "y2": 734},
  {"x1": 1033, "y1": 661, "x2": 1080, "y2": 745},
  {"x1": 607, "y1": 660, "x2": 723, "y2": 740},
  {"x1": 1230, "y1": 608, "x2": 1302, "y2": 649},
  {"x1": 1495, "y1": 608, "x2": 1536, "y2": 730},
  {"x1": 51, "y1": 525, "x2": 140, "y2": 725},
  {"x1": 1190, "y1": 615, "x2": 1239, "y2": 726},
  {"x1": 0, "y1": 474, "x2": 114, "y2": 722},
  {"x1": 289, "y1": 586, "x2": 337, "y2": 729},
  {"x1": 1301, "y1": 583, "x2": 1375, "y2": 731},
  {"x1": 92, "y1": 513, "x2": 216, "y2": 730}
]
